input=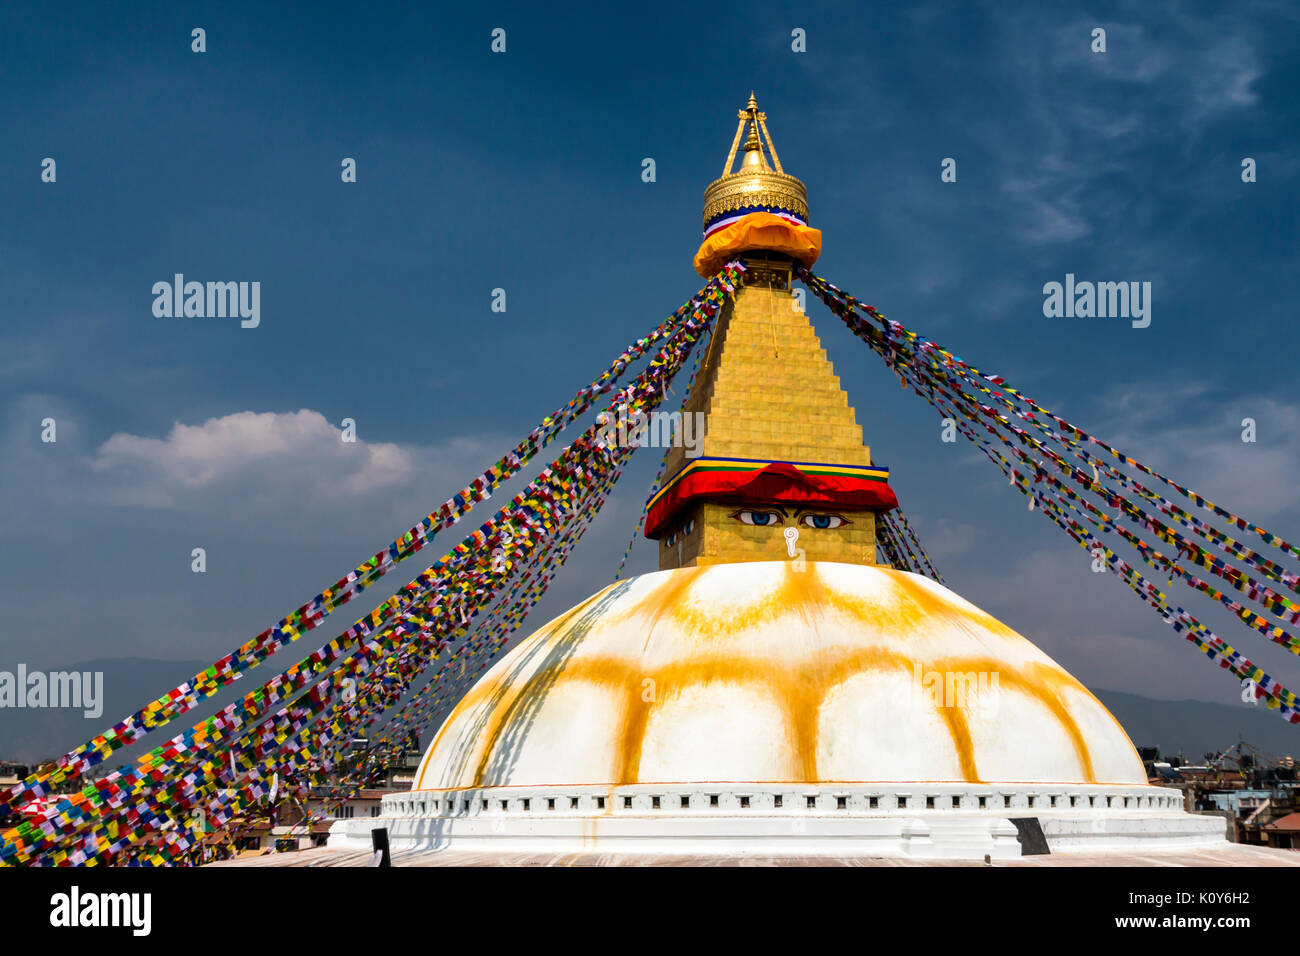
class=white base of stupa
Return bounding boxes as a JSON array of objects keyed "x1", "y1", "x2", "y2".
[{"x1": 327, "y1": 782, "x2": 1225, "y2": 861}]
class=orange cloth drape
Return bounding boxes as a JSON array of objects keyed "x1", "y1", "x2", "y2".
[{"x1": 693, "y1": 212, "x2": 822, "y2": 277}]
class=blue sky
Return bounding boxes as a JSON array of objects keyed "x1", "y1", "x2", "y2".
[{"x1": 1, "y1": 0, "x2": 1298, "y2": 753}]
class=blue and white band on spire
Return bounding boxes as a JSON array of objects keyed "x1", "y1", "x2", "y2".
[{"x1": 703, "y1": 205, "x2": 808, "y2": 238}]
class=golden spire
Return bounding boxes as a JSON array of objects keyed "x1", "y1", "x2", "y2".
[
  {"x1": 647, "y1": 93, "x2": 894, "y2": 570},
  {"x1": 645, "y1": 97, "x2": 890, "y2": 570},
  {"x1": 649, "y1": 255, "x2": 884, "y2": 570},
  {"x1": 703, "y1": 93, "x2": 808, "y2": 234}
]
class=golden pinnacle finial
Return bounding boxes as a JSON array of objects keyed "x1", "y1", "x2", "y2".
[
  {"x1": 737, "y1": 93, "x2": 764, "y2": 164},
  {"x1": 742, "y1": 121, "x2": 763, "y2": 162},
  {"x1": 702, "y1": 92, "x2": 809, "y2": 234}
]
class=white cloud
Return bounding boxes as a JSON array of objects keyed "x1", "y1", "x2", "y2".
[
  {"x1": 0, "y1": 396, "x2": 596, "y2": 666},
  {"x1": 90, "y1": 409, "x2": 417, "y2": 507},
  {"x1": 0, "y1": 403, "x2": 510, "y2": 525}
]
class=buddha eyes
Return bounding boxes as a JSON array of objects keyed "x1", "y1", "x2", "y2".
[
  {"x1": 730, "y1": 511, "x2": 849, "y2": 529},
  {"x1": 665, "y1": 518, "x2": 697, "y2": 547},
  {"x1": 801, "y1": 513, "x2": 847, "y2": 529}
]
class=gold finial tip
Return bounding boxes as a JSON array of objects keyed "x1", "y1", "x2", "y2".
[{"x1": 703, "y1": 92, "x2": 809, "y2": 232}]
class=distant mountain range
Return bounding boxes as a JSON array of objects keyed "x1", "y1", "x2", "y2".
[
  {"x1": 1092, "y1": 689, "x2": 1297, "y2": 762},
  {"x1": 0, "y1": 657, "x2": 1294, "y2": 766}
]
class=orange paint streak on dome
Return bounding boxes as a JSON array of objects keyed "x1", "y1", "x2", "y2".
[
  {"x1": 634, "y1": 565, "x2": 706, "y2": 653},
  {"x1": 629, "y1": 561, "x2": 928, "y2": 640}
]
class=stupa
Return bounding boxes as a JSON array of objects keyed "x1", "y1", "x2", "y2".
[{"x1": 329, "y1": 95, "x2": 1225, "y2": 860}]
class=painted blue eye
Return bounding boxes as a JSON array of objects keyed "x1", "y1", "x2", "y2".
[
  {"x1": 801, "y1": 513, "x2": 847, "y2": 529},
  {"x1": 733, "y1": 510, "x2": 779, "y2": 526}
]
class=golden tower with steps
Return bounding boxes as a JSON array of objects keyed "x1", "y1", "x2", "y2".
[{"x1": 655, "y1": 255, "x2": 879, "y2": 570}]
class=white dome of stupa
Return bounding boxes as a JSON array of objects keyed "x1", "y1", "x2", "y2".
[
  {"x1": 329, "y1": 561, "x2": 1221, "y2": 860},
  {"x1": 414, "y1": 561, "x2": 1145, "y2": 791}
]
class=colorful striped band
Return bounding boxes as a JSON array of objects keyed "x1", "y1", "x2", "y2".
[{"x1": 704, "y1": 205, "x2": 807, "y2": 238}]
